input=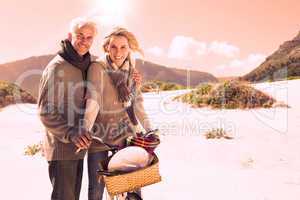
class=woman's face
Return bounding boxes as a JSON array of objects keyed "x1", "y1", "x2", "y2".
[{"x1": 107, "y1": 35, "x2": 130, "y2": 67}]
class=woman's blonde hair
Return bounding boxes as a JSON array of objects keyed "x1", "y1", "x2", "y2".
[{"x1": 102, "y1": 27, "x2": 144, "y2": 56}]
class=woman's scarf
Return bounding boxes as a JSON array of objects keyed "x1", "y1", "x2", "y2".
[
  {"x1": 105, "y1": 54, "x2": 139, "y2": 126},
  {"x1": 105, "y1": 54, "x2": 136, "y2": 104}
]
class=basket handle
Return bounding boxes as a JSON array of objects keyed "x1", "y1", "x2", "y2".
[
  {"x1": 76, "y1": 136, "x2": 119, "y2": 154},
  {"x1": 97, "y1": 169, "x2": 123, "y2": 176}
]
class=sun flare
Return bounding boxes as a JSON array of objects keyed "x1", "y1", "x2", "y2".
[{"x1": 95, "y1": 0, "x2": 130, "y2": 15}]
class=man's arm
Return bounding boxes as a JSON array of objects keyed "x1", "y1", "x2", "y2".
[{"x1": 37, "y1": 65, "x2": 91, "y2": 148}]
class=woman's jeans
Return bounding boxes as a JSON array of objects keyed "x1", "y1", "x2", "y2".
[{"x1": 88, "y1": 151, "x2": 108, "y2": 200}]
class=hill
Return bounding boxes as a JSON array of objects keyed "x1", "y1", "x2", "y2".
[
  {"x1": 0, "y1": 55, "x2": 218, "y2": 98},
  {"x1": 243, "y1": 31, "x2": 300, "y2": 82}
]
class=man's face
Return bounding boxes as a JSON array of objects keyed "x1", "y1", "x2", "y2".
[
  {"x1": 71, "y1": 26, "x2": 96, "y2": 56},
  {"x1": 107, "y1": 35, "x2": 130, "y2": 67}
]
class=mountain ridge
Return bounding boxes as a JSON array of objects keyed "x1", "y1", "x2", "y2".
[
  {"x1": 243, "y1": 31, "x2": 300, "y2": 82},
  {"x1": 0, "y1": 55, "x2": 218, "y2": 97}
]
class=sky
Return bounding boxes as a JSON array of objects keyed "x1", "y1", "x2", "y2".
[{"x1": 1, "y1": 0, "x2": 299, "y2": 76}]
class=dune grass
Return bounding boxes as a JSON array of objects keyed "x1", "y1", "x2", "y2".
[
  {"x1": 174, "y1": 80, "x2": 279, "y2": 109},
  {"x1": 204, "y1": 128, "x2": 233, "y2": 140},
  {"x1": 141, "y1": 80, "x2": 186, "y2": 93},
  {"x1": 0, "y1": 80, "x2": 36, "y2": 109}
]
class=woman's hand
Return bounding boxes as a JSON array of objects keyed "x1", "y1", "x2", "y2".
[{"x1": 132, "y1": 69, "x2": 142, "y2": 87}]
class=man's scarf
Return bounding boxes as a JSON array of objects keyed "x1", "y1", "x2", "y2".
[
  {"x1": 58, "y1": 39, "x2": 91, "y2": 81},
  {"x1": 58, "y1": 39, "x2": 91, "y2": 114}
]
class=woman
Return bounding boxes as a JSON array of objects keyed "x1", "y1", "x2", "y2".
[{"x1": 83, "y1": 27, "x2": 153, "y2": 200}]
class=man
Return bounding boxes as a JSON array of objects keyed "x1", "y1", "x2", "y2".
[{"x1": 37, "y1": 17, "x2": 97, "y2": 200}]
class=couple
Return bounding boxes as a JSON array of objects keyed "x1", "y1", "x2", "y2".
[{"x1": 37, "y1": 17, "x2": 155, "y2": 200}]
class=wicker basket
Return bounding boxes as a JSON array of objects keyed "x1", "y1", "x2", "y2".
[{"x1": 103, "y1": 154, "x2": 161, "y2": 196}]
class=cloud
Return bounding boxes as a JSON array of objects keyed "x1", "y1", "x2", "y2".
[
  {"x1": 146, "y1": 46, "x2": 164, "y2": 57},
  {"x1": 167, "y1": 36, "x2": 240, "y2": 60},
  {"x1": 167, "y1": 36, "x2": 206, "y2": 59},
  {"x1": 216, "y1": 53, "x2": 266, "y2": 75},
  {"x1": 230, "y1": 53, "x2": 266, "y2": 68},
  {"x1": 247, "y1": 53, "x2": 267, "y2": 64},
  {"x1": 208, "y1": 41, "x2": 240, "y2": 58}
]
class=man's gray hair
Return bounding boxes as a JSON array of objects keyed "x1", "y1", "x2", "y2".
[{"x1": 69, "y1": 17, "x2": 98, "y2": 35}]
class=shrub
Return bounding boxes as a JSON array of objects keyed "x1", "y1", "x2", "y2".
[
  {"x1": 195, "y1": 83, "x2": 213, "y2": 95},
  {"x1": 0, "y1": 80, "x2": 36, "y2": 108},
  {"x1": 174, "y1": 80, "x2": 279, "y2": 109},
  {"x1": 24, "y1": 142, "x2": 42, "y2": 156},
  {"x1": 141, "y1": 80, "x2": 186, "y2": 92},
  {"x1": 204, "y1": 128, "x2": 233, "y2": 139}
]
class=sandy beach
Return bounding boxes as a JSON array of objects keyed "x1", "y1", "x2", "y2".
[{"x1": 0, "y1": 80, "x2": 299, "y2": 200}]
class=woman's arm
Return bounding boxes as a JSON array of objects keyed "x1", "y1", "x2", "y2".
[
  {"x1": 134, "y1": 90, "x2": 152, "y2": 132},
  {"x1": 83, "y1": 99, "x2": 99, "y2": 131},
  {"x1": 83, "y1": 62, "x2": 105, "y2": 131}
]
